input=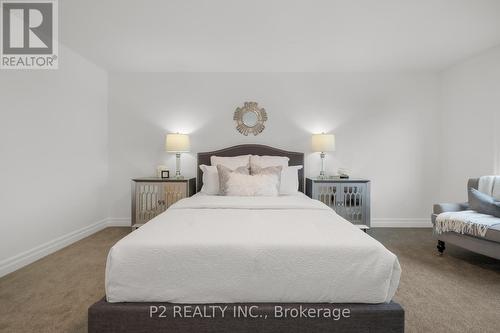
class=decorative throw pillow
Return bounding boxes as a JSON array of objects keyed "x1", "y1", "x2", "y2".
[
  {"x1": 226, "y1": 173, "x2": 280, "y2": 196},
  {"x1": 252, "y1": 164, "x2": 302, "y2": 195},
  {"x1": 250, "y1": 165, "x2": 282, "y2": 183},
  {"x1": 469, "y1": 188, "x2": 500, "y2": 218},
  {"x1": 217, "y1": 164, "x2": 250, "y2": 195}
]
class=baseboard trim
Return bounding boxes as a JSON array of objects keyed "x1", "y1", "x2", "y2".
[
  {"x1": 371, "y1": 218, "x2": 432, "y2": 228},
  {"x1": 0, "y1": 218, "x2": 108, "y2": 278},
  {"x1": 0, "y1": 217, "x2": 132, "y2": 278},
  {"x1": 107, "y1": 218, "x2": 131, "y2": 227}
]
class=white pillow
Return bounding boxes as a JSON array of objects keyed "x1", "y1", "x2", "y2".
[
  {"x1": 199, "y1": 164, "x2": 219, "y2": 195},
  {"x1": 226, "y1": 173, "x2": 280, "y2": 196},
  {"x1": 280, "y1": 165, "x2": 303, "y2": 195},
  {"x1": 250, "y1": 155, "x2": 289, "y2": 168},
  {"x1": 211, "y1": 155, "x2": 250, "y2": 170}
]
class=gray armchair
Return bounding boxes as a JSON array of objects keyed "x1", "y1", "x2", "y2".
[{"x1": 432, "y1": 178, "x2": 500, "y2": 259}]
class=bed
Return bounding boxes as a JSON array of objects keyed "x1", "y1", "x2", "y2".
[{"x1": 89, "y1": 144, "x2": 404, "y2": 333}]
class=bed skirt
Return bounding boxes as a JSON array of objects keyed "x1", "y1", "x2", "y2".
[{"x1": 88, "y1": 298, "x2": 404, "y2": 333}]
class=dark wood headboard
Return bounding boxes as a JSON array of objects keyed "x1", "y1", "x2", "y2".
[{"x1": 197, "y1": 144, "x2": 305, "y2": 193}]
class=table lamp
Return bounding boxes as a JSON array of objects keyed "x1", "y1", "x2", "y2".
[
  {"x1": 166, "y1": 133, "x2": 190, "y2": 179},
  {"x1": 311, "y1": 133, "x2": 335, "y2": 179}
]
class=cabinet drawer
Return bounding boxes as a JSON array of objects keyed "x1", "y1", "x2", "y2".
[
  {"x1": 164, "y1": 182, "x2": 187, "y2": 208},
  {"x1": 131, "y1": 178, "x2": 196, "y2": 227},
  {"x1": 134, "y1": 182, "x2": 167, "y2": 225},
  {"x1": 314, "y1": 183, "x2": 341, "y2": 207},
  {"x1": 307, "y1": 178, "x2": 371, "y2": 227},
  {"x1": 340, "y1": 183, "x2": 367, "y2": 225}
]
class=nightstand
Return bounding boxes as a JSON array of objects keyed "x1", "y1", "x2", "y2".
[
  {"x1": 306, "y1": 177, "x2": 371, "y2": 227},
  {"x1": 131, "y1": 177, "x2": 196, "y2": 229}
]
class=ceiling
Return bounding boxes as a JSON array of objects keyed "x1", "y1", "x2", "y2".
[{"x1": 60, "y1": 0, "x2": 500, "y2": 72}]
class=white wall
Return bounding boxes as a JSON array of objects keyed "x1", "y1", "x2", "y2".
[
  {"x1": 108, "y1": 73, "x2": 440, "y2": 223},
  {"x1": 0, "y1": 45, "x2": 108, "y2": 276},
  {"x1": 439, "y1": 46, "x2": 500, "y2": 202}
]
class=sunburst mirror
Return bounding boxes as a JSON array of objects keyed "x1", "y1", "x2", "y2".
[{"x1": 233, "y1": 102, "x2": 268, "y2": 136}]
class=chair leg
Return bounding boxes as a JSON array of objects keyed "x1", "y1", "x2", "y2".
[{"x1": 437, "y1": 240, "x2": 445, "y2": 255}]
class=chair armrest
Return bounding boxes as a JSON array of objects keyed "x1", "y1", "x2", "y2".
[{"x1": 433, "y1": 202, "x2": 469, "y2": 214}]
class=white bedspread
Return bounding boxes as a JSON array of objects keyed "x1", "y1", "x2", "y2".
[{"x1": 105, "y1": 194, "x2": 401, "y2": 303}]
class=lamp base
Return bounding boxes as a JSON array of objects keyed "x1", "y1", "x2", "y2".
[
  {"x1": 318, "y1": 152, "x2": 327, "y2": 179},
  {"x1": 174, "y1": 153, "x2": 184, "y2": 179}
]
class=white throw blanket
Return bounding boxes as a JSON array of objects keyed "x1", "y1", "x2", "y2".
[
  {"x1": 435, "y1": 210, "x2": 500, "y2": 237},
  {"x1": 436, "y1": 175, "x2": 500, "y2": 237}
]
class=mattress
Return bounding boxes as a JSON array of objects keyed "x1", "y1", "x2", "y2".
[{"x1": 105, "y1": 193, "x2": 401, "y2": 303}]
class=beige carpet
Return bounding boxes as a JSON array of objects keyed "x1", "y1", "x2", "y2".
[{"x1": 0, "y1": 227, "x2": 499, "y2": 333}]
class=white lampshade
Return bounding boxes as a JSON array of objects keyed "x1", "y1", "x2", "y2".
[
  {"x1": 165, "y1": 133, "x2": 190, "y2": 152},
  {"x1": 311, "y1": 133, "x2": 335, "y2": 152}
]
